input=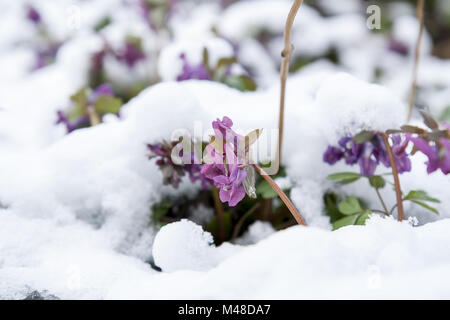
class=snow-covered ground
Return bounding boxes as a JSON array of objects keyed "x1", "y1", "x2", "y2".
[{"x1": 0, "y1": 0, "x2": 450, "y2": 299}]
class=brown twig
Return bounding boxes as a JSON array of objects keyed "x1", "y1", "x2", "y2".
[
  {"x1": 212, "y1": 186, "x2": 226, "y2": 243},
  {"x1": 278, "y1": 0, "x2": 304, "y2": 164},
  {"x1": 407, "y1": 0, "x2": 425, "y2": 121},
  {"x1": 253, "y1": 164, "x2": 307, "y2": 226},
  {"x1": 381, "y1": 133, "x2": 404, "y2": 221},
  {"x1": 231, "y1": 203, "x2": 261, "y2": 242}
]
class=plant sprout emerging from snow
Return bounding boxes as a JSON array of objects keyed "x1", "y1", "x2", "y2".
[
  {"x1": 325, "y1": 112, "x2": 447, "y2": 228},
  {"x1": 24, "y1": 5, "x2": 62, "y2": 71},
  {"x1": 138, "y1": 0, "x2": 175, "y2": 31},
  {"x1": 176, "y1": 48, "x2": 256, "y2": 92},
  {"x1": 57, "y1": 84, "x2": 123, "y2": 133},
  {"x1": 201, "y1": 117, "x2": 307, "y2": 226}
]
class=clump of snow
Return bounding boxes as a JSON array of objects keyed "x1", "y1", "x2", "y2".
[
  {"x1": 316, "y1": 73, "x2": 406, "y2": 144},
  {"x1": 153, "y1": 220, "x2": 240, "y2": 272},
  {"x1": 106, "y1": 217, "x2": 450, "y2": 299}
]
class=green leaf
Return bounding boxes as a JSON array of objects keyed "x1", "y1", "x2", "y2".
[
  {"x1": 256, "y1": 180, "x2": 278, "y2": 199},
  {"x1": 327, "y1": 172, "x2": 362, "y2": 185},
  {"x1": 94, "y1": 16, "x2": 111, "y2": 32},
  {"x1": 151, "y1": 200, "x2": 172, "y2": 220},
  {"x1": 332, "y1": 214, "x2": 359, "y2": 230},
  {"x1": 440, "y1": 106, "x2": 450, "y2": 122},
  {"x1": 355, "y1": 211, "x2": 371, "y2": 225},
  {"x1": 404, "y1": 190, "x2": 440, "y2": 203},
  {"x1": 324, "y1": 193, "x2": 342, "y2": 223},
  {"x1": 411, "y1": 200, "x2": 439, "y2": 215},
  {"x1": 223, "y1": 75, "x2": 257, "y2": 92},
  {"x1": 95, "y1": 96, "x2": 123, "y2": 115},
  {"x1": 369, "y1": 175, "x2": 386, "y2": 189},
  {"x1": 353, "y1": 130, "x2": 376, "y2": 144},
  {"x1": 338, "y1": 196, "x2": 363, "y2": 215}
]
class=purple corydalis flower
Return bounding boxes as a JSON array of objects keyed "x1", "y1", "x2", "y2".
[
  {"x1": 148, "y1": 141, "x2": 211, "y2": 189},
  {"x1": 410, "y1": 136, "x2": 450, "y2": 175},
  {"x1": 201, "y1": 117, "x2": 249, "y2": 206},
  {"x1": 26, "y1": 5, "x2": 41, "y2": 25},
  {"x1": 116, "y1": 41, "x2": 145, "y2": 68},
  {"x1": 88, "y1": 83, "x2": 114, "y2": 104},
  {"x1": 177, "y1": 53, "x2": 210, "y2": 81},
  {"x1": 324, "y1": 133, "x2": 411, "y2": 177},
  {"x1": 57, "y1": 83, "x2": 117, "y2": 133}
]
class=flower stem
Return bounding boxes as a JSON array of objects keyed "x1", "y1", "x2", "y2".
[
  {"x1": 278, "y1": 0, "x2": 304, "y2": 164},
  {"x1": 212, "y1": 186, "x2": 226, "y2": 243},
  {"x1": 252, "y1": 164, "x2": 307, "y2": 226},
  {"x1": 231, "y1": 202, "x2": 261, "y2": 242},
  {"x1": 381, "y1": 133, "x2": 404, "y2": 221},
  {"x1": 407, "y1": 0, "x2": 425, "y2": 121},
  {"x1": 375, "y1": 188, "x2": 389, "y2": 216},
  {"x1": 87, "y1": 105, "x2": 100, "y2": 126}
]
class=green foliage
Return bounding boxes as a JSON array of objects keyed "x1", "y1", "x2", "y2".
[
  {"x1": 440, "y1": 106, "x2": 450, "y2": 122},
  {"x1": 327, "y1": 172, "x2": 362, "y2": 184},
  {"x1": 353, "y1": 130, "x2": 376, "y2": 144},
  {"x1": 151, "y1": 199, "x2": 172, "y2": 220},
  {"x1": 404, "y1": 190, "x2": 440, "y2": 215},
  {"x1": 95, "y1": 95, "x2": 123, "y2": 114},
  {"x1": 338, "y1": 196, "x2": 363, "y2": 215},
  {"x1": 324, "y1": 193, "x2": 371, "y2": 230},
  {"x1": 369, "y1": 175, "x2": 386, "y2": 189},
  {"x1": 256, "y1": 180, "x2": 278, "y2": 199}
]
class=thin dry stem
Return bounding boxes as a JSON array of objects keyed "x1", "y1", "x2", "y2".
[
  {"x1": 278, "y1": 0, "x2": 304, "y2": 164},
  {"x1": 86, "y1": 106, "x2": 100, "y2": 126},
  {"x1": 381, "y1": 133, "x2": 404, "y2": 221},
  {"x1": 407, "y1": 0, "x2": 425, "y2": 121},
  {"x1": 253, "y1": 164, "x2": 307, "y2": 226},
  {"x1": 231, "y1": 203, "x2": 261, "y2": 242}
]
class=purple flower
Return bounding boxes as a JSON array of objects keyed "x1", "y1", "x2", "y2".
[
  {"x1": 26, "y1": 5, "x2": 41, "y2": 25},
  {"x1": 88, "y1": 83, "x2": 114, "y2": 105},
  {"x1": 324, "y1": 133, "x2": 412, "y2": 177},
  {"x1": 323, "y1": 146, "x2": 344, "y2": 165},
  {"x1": 201, "y1": 117, "x2": 249, "y2": 206},
  {"x1": 148, "y1": 141, "x2": 212, "y2": 189},
  {"x1": 439, "y1": 138, "x2": 450, "y2": 174},
  {"x1": 388, "y1": 38, "x2": 409, "y2": 56},
  {"x1": 116, "y1": 41, "x2": 145, "y2": 68},
  {"x1": 177, "y1": 53, "x2": 210, "y2": 81},
  {"x1": 56, "y1": 84, "x2": 119, "y2": 133},
  {"x1": 410, "y1": 135, "x2": 450, "y2": 175}
]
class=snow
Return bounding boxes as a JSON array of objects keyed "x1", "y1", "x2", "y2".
[
  {"x1": 109, "y1": 216, "x2": 450, "y2": 299},
  {"x1": 1, "y1": 0, "x2": 450, "y2": 300}
]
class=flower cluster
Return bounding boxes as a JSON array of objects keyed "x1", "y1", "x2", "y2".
[
  {"x1": 57, "y1": 84, "x2": 122, "y2": 133},
  {"x1": 25, "y1": 5, "x2": 62, "y2": 71},
  {"x1": 177, "y1": 53, "x2": 210, "y2": 81},
  {"x1": 148, "y1": 141, "x2": 211, "y2": 189},
  {"x1": 200, "y1": 117, "x2": 253, "y2": 206},
  {"x1": 407, "y1": 121, "x2": 450, "y2": 175},
  {"x1": 176, "y1": 49, "x2": 256, "y2": 92},
  {"x1": 323, "y1": 133, "x2": 411, "y2": 177}
]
